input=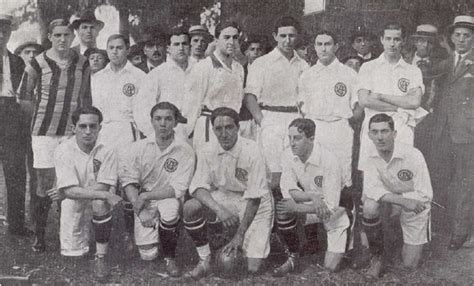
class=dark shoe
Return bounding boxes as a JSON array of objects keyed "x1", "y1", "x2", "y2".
[
  {"x1": 184, "y1": 257, "x2": 211, "y2": 279},
  {"x1": 364, "y1": 255, "x2": 383, "y2": 280},
  {"x1": 32, "y1": 234, "x2": 46, "y2": 252},
  {"x1": 351, "y1": 246, "x2": 371, "y2": 269},
  {"x1": 164, "y1": 257, "x2": 180, "y2": 277},
  {"x1": 93, "y1": 255, "x2": 109, "y2": 281},
  {"x1": 448, "y1": 236, "x2": 468, "y2": 250},
  {"x1": 272, "y1": 252, "x2": 299, "y2": 277},
  {"x1": 9, "y1": 227, "x2": 34, "y2": 237}
]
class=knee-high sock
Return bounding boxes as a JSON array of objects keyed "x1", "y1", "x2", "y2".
[
  {"x1": 277, "y1": 216, "x2": 300, "y2": 254},
  {"x1": 159, "y1": 218, "x2": 180, "y2": 258},
  {"x1": 123, "y1": 202, "x2": 135, "y2": 235},
  {"x1": 34, "y1": 196, "x2": 51, "y2": 236},
  {"x1": 362, "y1": 216, "x2": 383, "y2": 255},
  {"x1": 92, "y1": 213, "x2": 113, "y2": 244},
  {"x1": 184, "y1": 217, "x2": 210, "y2": 258}
]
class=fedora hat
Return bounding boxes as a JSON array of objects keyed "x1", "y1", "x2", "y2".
[
  {"x1": 188, "y1": 25, "x2": 213, "y2": 42},
  {"x1": 411, "y1": 24, "x2": 438, "y2": 39},
  {"x1": 0, "y1": 14, "x2": 13, "y2": 26},
  {"x1": 14, "y1": 39, "x2": 44, "y2": 55},
  {"x1": 448, "y1": 15, "x2": 474, "y2": 34},
  {"x1": 70, "y1": 9, "x2": 104, "y2": 31}
]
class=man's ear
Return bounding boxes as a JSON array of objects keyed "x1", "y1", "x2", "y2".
[
  {"x1": 335, "y1": 43, "x2": 340, "y2": 52},
  {"x1": 309, "y1": 135, "x2": 315, "y2": 142},
  {"x1": 71, "y1": 124, "x2": 76, "y2": 134},
  {"x1": 273, "y1": 32, "x2": 278, "y2": 42}
]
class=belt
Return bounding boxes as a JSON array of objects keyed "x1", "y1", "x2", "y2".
[
  {"x1": 200, "y1": 106, "x2": 213, "y2": 142},
  {"x1": 259, "y1": 104, "x2": 298, "y2": 113}
]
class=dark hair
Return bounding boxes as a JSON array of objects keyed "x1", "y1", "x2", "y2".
[
  {"x1": 381, "y1": 23, "x2": 405, "y2": 38},
  {"x1": 211, "y1": 107, "x2": 240, "y2": 127},
  {"x1": 368, "y1": 113, "x2": 395, "y2": 130},
  {"x1": 72, "y1": 106, "x2": 103, "y2": 125},
  {"x1": 48, "y1": 18, "x2": 71, "y2": 33},
  {"x1": 241, "y1": 35, "x2": 265, "y2": 53},
  {"x1": 107, "y1": 34, "x2": 130, "y2": 49},
  {"x1": 314, "y1": 30, "x2": 338, "y2": 44},
  {"x1": 274, "y1": 16, "x2": 301, "y2": 34},
  {"x1": 289, "y1": 118, "x2": 315, "y2": 138},
  {"x1": 215, "y1": 21, "x2": 241, "y2": 39},
  {"x1": 167, "y1": 27, "x2": 189, "y2": 45},
  {"x1": 84, "y1": 48, "x2": 108, "y2": 61},
  {"x1": 149, "y1": 102, "x2": 187, "y2": 124},
  {"x1": 342, "y1": 55, "x2": 363, "y2": 64}
]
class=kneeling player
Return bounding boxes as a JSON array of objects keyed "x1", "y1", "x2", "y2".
[
  {"x1": 361, "y1": 114, "x2": 432, "y2": 278},
  {"x1": 274, "y1": 118, "x2": 350, "y2": 275},
  {"x1": 183, "y1": 107, "x2": 274, "y2": 278},
  {"x1": 54, "y1": 106, "x2": 123, "y2": 280},
  {"x1": 119, "y1": 102, "x2": 195, "y2": 277}
]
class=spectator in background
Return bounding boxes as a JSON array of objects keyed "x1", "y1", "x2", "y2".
[
  {"x1": 342, "y1": 55, "x2": 363, "y2": 73},
  {"x1": 188, "y1": 25, "x2": 213, "y2": 64},
  {"x1": 136, "y1": 26, "x2": 167, "y2": 73},
  {"x1": 128, "y1": 44, "x2": 144, "y2": 67},
  {"x1": 84, "y1": 48, "x2": 109, "y2": 74},
  {"x1": 14, "y1": 39, "x2": 43, "y2": 65},
  {"x1": 349, "y1": 27, "x2": 378, "y2": 62},
  {"x1": 71, "y1": 9, "x2": 104, "y2": 55}
]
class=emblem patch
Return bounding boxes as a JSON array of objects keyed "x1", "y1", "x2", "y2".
[
  {"x1": 164, "y1": 158, "x2": 178, "y2": 173},
  {"x1": 397, "y1": 78, "x2": 409, "y2": 93},
  {"x1": 122, "y1": 83, "x2": 137, "y2": 97},
  {"x1": 235, "y1": 168, "x2": 249, "y2": 183},
  {"x1": 334, "y1": 82, "x2": 347, "y2": 97},
  {"x1": 397, "y1": 169, "x2": 413, "y2": 181},
  {"x1": 314, "y1": 176, "x2": 323, "y2": 188},
  {"x1": 93, "y1": 159, "x2": 102, "y2": 174}
]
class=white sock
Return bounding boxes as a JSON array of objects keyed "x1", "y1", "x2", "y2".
[
  {"x1": 96, "y1": 242, "x2": 108, "y2": 256},
  {"x1": 197, "y1": 244, "x2": 211, "y2": 260}
]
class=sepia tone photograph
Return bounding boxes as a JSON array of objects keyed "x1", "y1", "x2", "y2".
[{"x1": 0, "y1": 0, "x2": 473, "y2": 284}]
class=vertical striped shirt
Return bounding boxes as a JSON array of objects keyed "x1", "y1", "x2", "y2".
[{"x1": 18, "y1": 50, "x2": 91, "y2": 136}]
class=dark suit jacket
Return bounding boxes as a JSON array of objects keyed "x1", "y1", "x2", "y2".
[
  {"x1": 136, "y1": 61, "x2": 150, "y2": 73},
  {"x1": 8, "y1": 51, "x2": 25, "y2": 92},
  {"x1": 434, "y1": 50, "x2": 474, "y2": 144}
]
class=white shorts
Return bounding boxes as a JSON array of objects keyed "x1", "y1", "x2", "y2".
[
  {"x1": 304, "y1": 206, "x2": 350, "y2": 253},
  {"x1": 32, "y1": 135, "x2": 68, "y2": 168},
  {"x1": 393, "y1": 205, "x2": 431, "y2": 245},
  {"x1": 192, "y1": 116, "x2": 218, "y2": 153},
  {"x1": 60, "y1": 198, "x2": 93, "y2": 256},
  {"x1": 98, "y1": 121, "x2": 140, "y2": 157},
  {"x1": 257, "y1": 111, "x2": 299, "y2": 173},
  {"x1": 211, "y1": 190, "x2": 274, "y2": 259},
  {"x1": 239, "y1": 120, "x2": 257, "y2": 141},
  {"x1": 134, "y1": 198, "x2": 181, "y2": 246}
]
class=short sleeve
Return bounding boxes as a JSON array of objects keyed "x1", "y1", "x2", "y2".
[
  {"x1": 409, "y1": 66, "x2": 425, "y2": 95},
  {"x1": 279, "y1": 151, "x2": 300, "y2": 199},
  {"x1": 243, "y1": 148, "x2": 269, "y2": 199},
  {"x1": 321, "y1": 152, "x2": 343, "y2": 210},
  {"x1": 362, "y1": 161, "x2": 391, "y2": 202},
  {"x1": 54, "y1": 144, "x2": 80, "y2": 190},
  {"x1": 119, "y1": 142, "x2": 142, "y2": 187},
  {"x1": 244, "y1": 58, "x2": 265, "y2": 100},
  {"x1": 355, "y1": 62, "x2": 373, "y2": 95},
  {"x1": 188, "y1": 151, "x2": 212, "y2": 195},
  {"x1": 96, "y1": 148, "x2": 118, "y2": 186},
  {"x1": 169, "y1": 147, "x2": 196, "y2": 198}
]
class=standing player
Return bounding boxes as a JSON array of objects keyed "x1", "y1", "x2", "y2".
[
  {"x1": 183, "y1": 107, "x2": 273, "y2": 278},
  {"x1": 244, "y1": 16, "x2": 309, "y2": 195},
  {"x1": 119, "y1": 102, "x2": 195, "y2": 277},
  {"x1": 18, "y1": 18, "x2": 92, "y2": 252},
  {"x1": 356, "y1": 23, "x2": 424, "y2": 172},
  {"x1": 54, "y1": 106, "x2": 123, "y2": 280},
  {"x1": 184, "y1": 21, "x2": 244, "y2": 151},
  {"x1": 361, "y1": 114, "x2": 432, "y2": 278},
  {"x1": 273, "y1": 118, "x2": 350, "y2": 275}
]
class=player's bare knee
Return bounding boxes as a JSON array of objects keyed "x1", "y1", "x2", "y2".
[
  {"x1": 92, "y1": 200, "x2": 110, "y2": 216},
  {"x1": 247, "y1": 258, "x2": 263, "y2": 273},
  {"x1": 159, "y1": 198, "x2": 181, "y2": 223},
  {"x1": 138, "y1": 244, "x2": 159, "y2": 261},
  {"x1": 363, "y1": 198, "x2": 380, "y2": 219},
  {"x1": 183, "y1": 198, "x2": 204, "y2": 221}
]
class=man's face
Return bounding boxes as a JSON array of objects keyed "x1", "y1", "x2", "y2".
[
  {"x1": 216, "y1": 27, "x2": 239, "y2": 57},
  {"x1": 73, "y1": 114, "x2": 101, "y2": 149},
  {"x1": 213, "y1": 115, "x2": 239, "y2": 151},
  {"x1": 352, "y1": 36, "x2": 370, "y2": 56},
  {"x1": 368, "y1": 121, "x2": 396, "y2": 153},
  {"x1": 273, "y1": 26, "x2": 298, "y2": 55},
  {"x1": 88, "y1": 53, "x2": 107, "y2": 73},
  {"x1": 168, "y1": 34, "x2": 189, "y2": 64},
  {"x1": 107, "y1": 38, "x2": 128, "y2": 65},
  {"x1": 0, "y1": 24, "x2": 12, "y2": 48},
  {"x1": 190, "y1": 34, "x2": 208, "y2": 58},
  {"x1": 315, "y1": 34, "x2": 338, "y2": 65},
  {"x1": 20, "y1": 46, "x2": 40, "y2": 64},
  {"x1": 345, "y1": 58, "x2": 362, "y2": 72},
  {"x1": 143, "y1": 41, "x2": 166, "y2": 65},
  {"x1": 245, "y1": 42, "x2": 264, "y2": 63},
  {"x1": 288, "y1": 126, "x2": 313, "y2": 159},
  {"x1": 414, "y1": 38, "x2": 433, "y2": 58},
  {"x1": 151, "y1": 108, "x2": 177, "y2": 139},
  {"x1": 451, "y1": 27, "x2": 474, "y2": 54},
  {"x1": 77, "y1": 22, "x2": 98, "y2": 45},
  {"x1": 130, "y1": 54, "x2": 142, "y2": 66},
  {"x1": 48, "y1": 26, "x2": 74, "y2": 52},
  {"x1": 381, "y1": 29, "x2": 403, "y2": 57}
]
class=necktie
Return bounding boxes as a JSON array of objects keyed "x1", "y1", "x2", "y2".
[
  {"x1": 0, "y1": 54, "x2": 3, "y2": 94},
  {"x1": 454, "y1": 54, "x2": 462, "y2": 73}
]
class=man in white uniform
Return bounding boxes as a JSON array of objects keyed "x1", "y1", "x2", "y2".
[
  {"x1": 183, "y1": 107, "x2": 273, "y2": 278},
  {"x1": 244, "y1": 16, "x2": 309, "y2": 194},
  {"x1": 134, "y1": 27, "x2": 191, "y2": 139},
  {"x1": 54, "y1": 106, "x2": 123, "y2": 280},
  {"x1": 356, "y1": 23, "x2": 424, "y2": 172},
  {"x1": 120, "y1": 102, "x2": 195, "y2": 277},
  {"x1": 361, "y1": 114, "x2": 432, "y2": 278},
  {"x1": 183, "y1": 22, "x2": 244, "y2": 151},
  {"x1": 274, "y1": 118, "x2": 350, "y2": 275}
]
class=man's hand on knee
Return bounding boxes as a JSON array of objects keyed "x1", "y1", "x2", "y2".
[
  {"x1": 276, "y1": 198, "x2": 298, "y2": 216},
  {"x1": 215, "y1": 205, "x2": 239, "y2": 229},
  {"x1": 106, "y1": 193, "x2": 123, "y2": 208},
  {"x1": 311, "y1": 197, "x2": 331, "y2": 221}
]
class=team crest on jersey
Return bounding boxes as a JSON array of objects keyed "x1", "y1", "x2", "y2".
[
  {"x1": 397, "y1": 78, "x2": 409, "y2": 93},
  {"x1": 164, "y1": 158, "x2": 178, "y2": 172},
  {"x1": 314, "y1": 176, "x2": 323, "y2": 188},
  {"x1": 93, "y1": 159, "x2": 102, "y2": 175},
  {"x1": 122, "y1": 83, "x2": 137, "y2": 97},
  {"x1": 397, "y1": 169, "x2": 413, "y2": 181},
  {"x1": 334, "y1": 82, "x2": 347, "y2": 97},
  {"x1": 235, "y1": 168, "x2": 249, "y2": 183}
]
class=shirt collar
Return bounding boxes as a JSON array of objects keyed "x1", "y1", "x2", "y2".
[
  {"x1": 144, "y1": 135, "x2": 179, "y2": 155},
  {"x1": 358, "y1": 52, "x2": 372, "y2": 60},
  {"x1": 291, "y1": 142, "x2": 322, "y2": 166},
  {"x1": 72, "y1": 137, "x2": 104, "y2": 157},
  {"x1": 165, "y1": 57, "x2": 190, "y2": 72},
  {"x1": 104, "y1": 60, "x2": 134, "y2": 74},
  {"x1": 368, "y1": 142, "x2": 404, "y2": 161},
  {"x1": 217, "y1": 137, "x2": 241, "y2": 158},
  {"x1": 413, "y1": 53, "x2": 430, "y2": 64},
  {"x1": 210, "y1": 50, "x2": 236, "y2": 72},
  {"x1": 314, "y1": 57, "x2": 340, "y2": 72},
  {"x1": 376, "y1": 52, "x2": 408, "y2": 68},
  {"x1": 269, "y1": 47, "x2": 304, "y2": 64}
]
